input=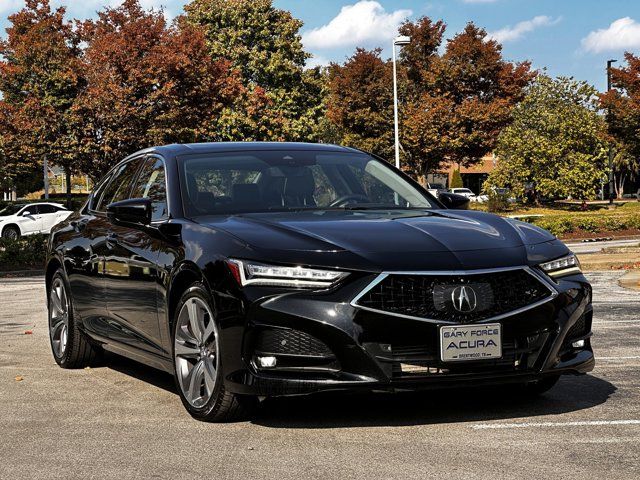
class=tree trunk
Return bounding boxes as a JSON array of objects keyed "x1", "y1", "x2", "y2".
[{"x1": 65, "y1": 168, "x2": 72, "y2": 210}]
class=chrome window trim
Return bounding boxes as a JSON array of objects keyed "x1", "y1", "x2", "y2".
[{"x1": 349, "y1": 266, "x2": 559, "y2": 324}]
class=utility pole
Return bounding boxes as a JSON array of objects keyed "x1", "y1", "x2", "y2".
[
  {"x1": 392, "y1": 35, "x2": 411, "y2": 171},
  {"x1": 43, "y1": 154, "x2": 49, "y2": 200},
  {"x1": 607, "y1": 59, "x2": 617, "y2": 204}
]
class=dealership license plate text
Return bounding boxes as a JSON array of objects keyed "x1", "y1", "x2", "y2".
[{"x1": 440, "y1": 323, "x2": 502, "y2": 362}]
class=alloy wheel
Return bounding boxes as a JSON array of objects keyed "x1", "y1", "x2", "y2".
[
  {"x1": 174, "y1": 297, "x2": 219, "y2": 408},
  {"x1": 49, "y1": 277, "x2": 69, "y2": 358},
  {"x1": 3, "y1": 227, "x2": 18, "y2": 240}
]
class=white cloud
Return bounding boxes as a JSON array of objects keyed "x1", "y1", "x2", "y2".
[
  {"x1": 305, "y1": 54, "x2": 330, "y2": 69},
  {"x1": 581, "y1": 17, "x2": 640, "y2": 53},
  {"x1": 488, "y1": 15, "x2": 560, "y2": 43},
  {"x1": 302, "y1": 1, "x2": 412, "y2": 50}
]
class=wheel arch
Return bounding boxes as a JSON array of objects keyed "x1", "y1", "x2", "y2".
[
  {"x1": 45, "y1": 256, "x2": 63, "y2": 296},
  {"x1": 167, "y1": 261, "x2": 214, "y2": 329},
  {"x1": 1, "y1": 223, "x2": 21, "y2": 237}
]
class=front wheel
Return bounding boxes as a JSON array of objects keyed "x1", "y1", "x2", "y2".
[
  {"x1": 173, "y1": 283, "x2": 256, "y2": 422},
  {"x1": 2, "y1": 225, "x2": 19, "y2": 240}
]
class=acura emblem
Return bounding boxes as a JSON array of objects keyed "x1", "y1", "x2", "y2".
[{"x1": 451, "y1": 285, "x2": 477, "y2": 312}]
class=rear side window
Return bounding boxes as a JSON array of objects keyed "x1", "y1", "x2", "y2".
[
  {"x1": 38, "y1": 204, "x2": 57, "y2": 214},
  {"x1": 97, "y1": 158, "x2": 143, "y2": 211},
  {"x1": 131, "y1": 157, "x2": 168, "y2": 221}
]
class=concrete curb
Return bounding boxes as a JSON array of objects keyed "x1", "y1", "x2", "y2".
[{"x1": 618, "y1": 270, "x2": 640, "y2": 292}]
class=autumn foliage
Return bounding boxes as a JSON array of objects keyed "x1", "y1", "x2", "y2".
[{"x1": 327, "y1": 19, "x2": 535, "y2": 182}]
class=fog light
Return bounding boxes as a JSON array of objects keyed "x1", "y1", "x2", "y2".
[
  {"x1": 572, "y1": 339, "x2": 585, "y2": 348},
  {"x1": 256, "y1": 356, "x2": 277, "y2": 368}
]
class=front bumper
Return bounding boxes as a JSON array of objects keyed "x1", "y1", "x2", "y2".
[{"x1": 219, "y1": 271, "x2": 594, "y2": 397}]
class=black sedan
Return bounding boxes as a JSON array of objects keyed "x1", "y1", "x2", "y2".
[{"x1": 46, "y1": 142, "x2": 594, "y2": 421}]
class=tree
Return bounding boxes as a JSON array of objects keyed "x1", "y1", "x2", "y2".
[
  {"x1": 450, "y1": 169, "x2": 463, "y2": 188},
  {"x1": 73, "y1": 0, "x2": 242, "y2": 180},
  {"x1": 0, "y1": 0, "x2": 83, "y2": 206},
  {"x1": 184, "y1": 0, "x2": 325, "y2": 142},
  {"x1": 486, "y1": 76, "x2": 607, "y2": 201},
  {"x1": 326, "y1": 49, "x2": 394, "y2": 159},
  {"x1": 399, "y1": 21, "x2": 535, "y2": 180},
  {"x1": 600, "y1": 52, "x2": 640, "y2": 197},
  {"x1": 324, "y1": 18, "x2": 534, "y2": 183}
]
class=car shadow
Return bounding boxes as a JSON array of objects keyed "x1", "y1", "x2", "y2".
[
  {"x1": 102, "y1": 352, "x2": 178, "y2": 394},
  {"x1": 100, "y1": 353, "x2": 617, "y2": 428},
  {"x1": 252, "y1": 374, "x2": 616, "y2": 429}
]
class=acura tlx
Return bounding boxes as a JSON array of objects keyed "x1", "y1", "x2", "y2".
[{"x1": 46, "y1": 143, "x2": 593, "y2": 421}]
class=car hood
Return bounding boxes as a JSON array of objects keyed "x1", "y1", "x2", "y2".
[{"x1": 196, "y1": 210, "x2": 566, "y2": 271}]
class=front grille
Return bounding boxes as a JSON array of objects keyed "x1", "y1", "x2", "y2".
[
  {"x1": 255, "y1": 328, "x2": 333, "y2": 358},
  {"x1": 355, "y1": 268, "x2": 553, "y2": 323}
]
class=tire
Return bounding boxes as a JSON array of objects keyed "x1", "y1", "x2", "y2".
[
  {"x1": 172, "y1": 282, "x2": 256, "y2": 422},
  {"x1": 48, "y1": 269, "x2": 101, "y2": 368},
  {"x1": 2, "y1": 225, "x2": 19, "y2": 240}
]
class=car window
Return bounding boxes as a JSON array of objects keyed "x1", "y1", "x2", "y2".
[
  {"x1": 38, "y1": 204, "x2": 57, "y2": 214},
  {"x1": 180, "y1": 151, "x2": 432, "y2": 216},
  {"x1": 131, "y1": 157, "x2": 168, "y2": 221},
  {"x1": 97, "y1": 158, "x2": 143, "y2": 211}
]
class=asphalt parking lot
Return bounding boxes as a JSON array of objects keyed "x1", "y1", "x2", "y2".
[{"x1": 1, "y1": 272, "x2": 638, "y2": 480}]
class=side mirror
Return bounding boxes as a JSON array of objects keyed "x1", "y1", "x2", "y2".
[
  {"x1": 107, "y1": 198, "x2": 152, "y2": 227},
  {"x1": 439, "y1": 192, "x2": 470, "y2": 210},
  {"x1": 22, "y1": 210, "x2": 32, "y2": 216}
]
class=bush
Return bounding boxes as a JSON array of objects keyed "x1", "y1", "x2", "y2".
[
  {"x1": 486, "y1": 191, "x2": 510, "y2": 213},
  {"x1": 603, "y1": 217, "x2": 627, "y2": 231},
  {"x1": 575, "y1": 217, "x2": 599, "y2": 233},
  {"x1": 0, "y1": 234, "x2": 47, "y2": 271},
  {"x1": 534, "y1": 217, "x2": 574, "y2": 237}
]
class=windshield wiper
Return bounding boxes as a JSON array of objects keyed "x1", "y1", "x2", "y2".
[{"x1": 333, "y1": 203, "x2": 422, "y2": 211}]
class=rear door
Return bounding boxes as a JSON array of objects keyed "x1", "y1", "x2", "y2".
[{"x1": 38, "y1": 204, "x2": 64, "y2": 233}]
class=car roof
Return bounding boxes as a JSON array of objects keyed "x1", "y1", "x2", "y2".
[{"x1": 124, "y1": 142, "x2": 362, "y2": 161}]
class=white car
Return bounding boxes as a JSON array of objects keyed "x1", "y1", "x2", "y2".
[
  {"x1": 448, "y1": 188, "x2": 477, "y2": 200},
  {"x1": 0, "y1": 202, "x2": 72, "y2": 239}
]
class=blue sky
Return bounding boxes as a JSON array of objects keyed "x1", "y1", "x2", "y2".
[{"x1": 2, "y1": 0, "x2": 640, "y2": 91}]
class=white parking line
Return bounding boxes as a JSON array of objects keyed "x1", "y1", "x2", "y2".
[
  {"x1": 598, "y1": 356, "x2": 640, "y2": 360},
  {"x1": 472, "y1": 420, "x2": 640, "y2": 430},
  {"x1": 593, "y1": 320, "x2": 639, "y2": 324}
]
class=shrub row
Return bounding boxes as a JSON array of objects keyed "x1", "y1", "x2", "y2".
[
  {"x1": 0, "y1": 234, "x2": 47, "y2": 271},
  {"x1": 532, "y1": 214, "x2": 640, "y2": 237}
]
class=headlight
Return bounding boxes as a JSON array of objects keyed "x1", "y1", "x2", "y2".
[
  {"x1": 227, "y1": 259, "x2": 348, "y2": 288},
  {"x1": 539, "y1": 254, "x2": 581, "y2": 279}
]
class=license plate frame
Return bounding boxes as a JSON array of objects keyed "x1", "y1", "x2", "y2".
[{"x1": 440, "y1": 323, "x2": 502, "y2": 362}]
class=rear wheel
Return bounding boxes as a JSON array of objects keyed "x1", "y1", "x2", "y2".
[
  {"x1": 173, "y1": 283, "x2": 256, "y2": 422},
  {"x1": 48, "y1": 270, "x2": 100, "y2": 368},
  {"x1": 2, "y1": 225, "x2": 19, "y2": 240}
]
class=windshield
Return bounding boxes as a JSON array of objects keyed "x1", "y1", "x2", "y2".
[
  {"x1": 180, "y1": 151, "x2": 434, "y2": 216},
  {"x1": 0, "y1": 204, "x2": 26, "y2": 217}
]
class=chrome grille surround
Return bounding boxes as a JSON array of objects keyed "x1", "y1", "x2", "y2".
[{"x1": 350, "y1": 266, "x2": 558, "y2": 324}]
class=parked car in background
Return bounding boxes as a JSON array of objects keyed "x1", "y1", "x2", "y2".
[
  {"x1": 448, "y1": 188, "x2": 477, "y2": 201},
  {"x1": 0, "y1": 202, "x2": 72, "y2": 239},
  {"x1": 427, "y1": 183, "x2": 446, "y2": 197},
  {"x1": 475, "y1": 187, "x2": 517, "y2": 204}
]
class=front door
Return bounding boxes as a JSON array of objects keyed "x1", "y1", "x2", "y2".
[
  {"x1": 103, "y1": 156, "x2": 168, "y2": 356},
  {"x1": 17, "y1": 206, "x2": 42, "y2": 234}
]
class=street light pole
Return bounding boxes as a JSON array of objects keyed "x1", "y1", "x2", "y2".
[
  {"x1": 607, "y1": 59, "x2": 617, "y2": 204},
  {"x1": 392, "y1": 35, "x2": 410, "y2": 171}
]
